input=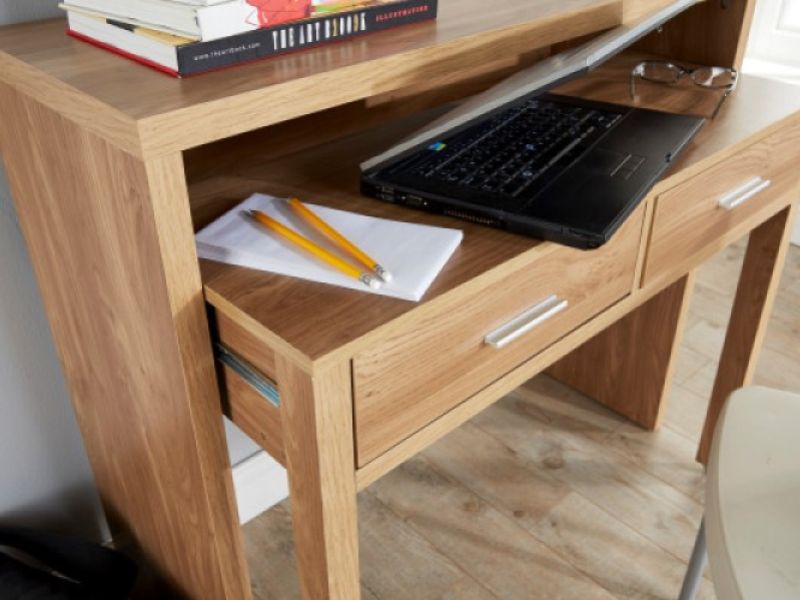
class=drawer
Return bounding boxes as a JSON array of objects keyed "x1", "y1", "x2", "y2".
[
  {"x1": 352, "y1": 205, "x2": 645, "y2": 466},
  {"x1": 644, "y1": 123, "x2": 800, "y2": 286},
  {"x1": 213, "y1": 313, "x2": 285, "y2": 465}
]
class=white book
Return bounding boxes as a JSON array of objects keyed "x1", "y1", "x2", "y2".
[
  {"x1": 62, "y1": 0, "x2": 261, "y2": 41},
  {"x1": 67, "y1": 12, "x2": 185, "y2": 71},
  {"x1": 196, "y1": 194, "x2": 463, "y2": 302},
  {"x1": 63, "y1": 4, "x2": 201, "y2": 40},
  {"x1": 169, "y1": 0, "x2": 231, "y2": 4}
]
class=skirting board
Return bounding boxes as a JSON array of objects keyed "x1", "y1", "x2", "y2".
[{"x1": 232, "y1": 451, "x2": 288, "y2": 524}]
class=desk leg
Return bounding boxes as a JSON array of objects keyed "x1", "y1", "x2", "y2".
[
  {"x1": 697, "y1": 204, "x2": 797, "y2": 463},
  {"x1": 277, "y1": 357, "x2": 361, "y2": 600},
  {"x1": 0, "y1": 85, "x2": 250, "y2": 599},
  {"x1": 549, "y1": 272, "x2": 696, "y2": 429}
]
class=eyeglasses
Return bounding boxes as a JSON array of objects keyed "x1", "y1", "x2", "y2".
[{"x1": 630, "y1": 60, "x2": 739, "y2": 118}]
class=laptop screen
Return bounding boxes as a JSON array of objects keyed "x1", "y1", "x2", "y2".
[{"x1": 361, "y1": 0, "x2": 696, "y2": 172}]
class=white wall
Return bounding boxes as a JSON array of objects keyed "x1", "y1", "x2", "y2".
[
  {"x1": 0, "y1": 0, "x2": 260, "y2": 542},
  {"x1": 743, "y1": 0, "x2": 800, "y2": 245},
  {"x1": 0, "y1": 0, "x2": 109, "y2": 543},
  {"x1": 0, "y1": 166, "x2": 108, "y2": 541}
]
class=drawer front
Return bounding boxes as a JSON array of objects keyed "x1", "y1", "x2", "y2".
[
  {"x1": 214, "y1": 311, "x2": 277, "y2": 381},
  {"x1": 212, "y1": 313, "x2": 285, "y2": 464},
  {"x1": 645, "y1": 123, "x2": 800, "y2": 285},
  {"x1": 217, "y1": 359, "x2": 285, "y2": 466},
  {"x1": 352, "y1": 205, "x2": 645, "y2": 466}
]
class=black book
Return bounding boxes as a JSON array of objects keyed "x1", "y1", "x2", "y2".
[{"x1": 66, "y1": 0, "x2": 438, "y2": 77}]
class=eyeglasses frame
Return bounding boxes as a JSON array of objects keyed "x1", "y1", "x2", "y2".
[{"x1": 629, "y1": 60, "x2": 739, "y2": 119}]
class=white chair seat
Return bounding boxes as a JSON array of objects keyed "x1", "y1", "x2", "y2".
[{"x1": 705, "y1": 386, "x2": 800, "y2": 600}]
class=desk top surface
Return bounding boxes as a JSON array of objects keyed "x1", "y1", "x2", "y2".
[
  {"x1": 199, "y1": 51, "x2": 800, "y2": 366},
  {"x1": 0, "y1": 0, "x2": 627, "y2": 154}
]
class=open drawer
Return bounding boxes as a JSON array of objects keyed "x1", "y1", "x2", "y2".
[{"x1": 214, "y1": 313, "x2": 285, "y2": 467}]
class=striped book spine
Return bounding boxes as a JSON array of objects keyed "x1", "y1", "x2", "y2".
[{"x1": 176, "y1": 0, "x2": 437, "y2": 76}]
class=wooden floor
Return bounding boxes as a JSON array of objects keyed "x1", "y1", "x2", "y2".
[{"x1": 242, "y1": 240, "x2": 800, "y2": 600}]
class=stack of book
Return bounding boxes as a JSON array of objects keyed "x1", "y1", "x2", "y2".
[{"x1": 60, "y1": 0, "x2": 438, "y2": 77}]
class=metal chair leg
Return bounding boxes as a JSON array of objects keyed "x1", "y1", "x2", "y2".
[{"x1": 679, "y1": 518, "x2": 708, "y2": 600}]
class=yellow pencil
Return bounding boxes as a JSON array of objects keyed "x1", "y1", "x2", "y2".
[
  {"x1": 287, "y1": 197, "x2": 393, "y2": 282},
  {"x1": 247, "y1": 210, "x2": 381, "y2": 290}
]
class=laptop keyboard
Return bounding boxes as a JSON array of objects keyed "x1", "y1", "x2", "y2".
[{"x1": 406, "y1": 98, "x2": 623, "y2": 199}]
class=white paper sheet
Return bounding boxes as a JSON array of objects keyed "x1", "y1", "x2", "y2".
[{"x1": 196, "y1": 194, "x2": 463, "y2": 302}]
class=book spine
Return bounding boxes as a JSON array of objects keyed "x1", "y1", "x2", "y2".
[{"x1": 176, "y1": 0, "x2": 437, "y2": 76}]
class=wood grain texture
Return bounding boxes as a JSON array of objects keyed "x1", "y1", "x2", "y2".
[
  {"x1": 145, "y1": 154, "x2": 253, "y2": 599},
  {"x1": 199, "y1": 104, "x2": 545, "y2": 369},
  {"x1": 0, "y1": 84, "x2": 249, "y2": 600},
  {"x1": 372, "y1": 456, "x2": 619, "y2": 600},
  {"x1": 549, "y1": 271, "x2": 696, "y2": 430},
  {"x1": 634, "y1": 0, "x2": 756, "y2": 69},
  {"x1": 0, "y1": 3, "x2": 794, "y2": 597},
  {"x1": 0, "y1": 0, "x2": 623, "y2": 156},
  {"x1": 555, "y1": 52, "x2": 800, "y2": 190},
  {"x1": 199, "y1": 53, "x2": 800, "y2": 371},
  {"x1": 353, "y1": 205, "x2": 644, "y2": 466},
  {"x1": 354, "y1": 256, "x2": 698, "y2": 489},
  {"x1": 218, "y1": 364, "x2": 285, "y2": 466},
  {"x1": 277, "y1": 357, "x2": 360, "y2": 600},
  {"x1": 0, "y1": 49, "x2": 142, "y2": 157},
  {"x1": 697, "y1": 204, "x2": 798, "y2": 463},
  {"x1": 246, "y1": 243, "x2": 800, "y2": 600},
  {"x1": 184, "y1": 50, "x2": 552, "y2": 226},
  {"x1": 644, "y1": 118, "x2": 800, "y2": 287},
  {"x1": 215, "y1": 311, "x2": 278, "y2": 381}
]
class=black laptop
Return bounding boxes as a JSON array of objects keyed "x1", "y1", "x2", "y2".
[{"x1": 361, "y1": 0, "x2": 705, "y2": 249}]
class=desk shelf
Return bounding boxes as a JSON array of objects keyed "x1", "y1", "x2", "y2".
[
  {"x1": 0, "y1": 0, "x2": 628, "y2": 158},
  {"x1": 188, "y1": 50, "x2": 800, "y2": 366},
  {"x1": 188, "y1": 49, "x2": 800, "y2": 498}
]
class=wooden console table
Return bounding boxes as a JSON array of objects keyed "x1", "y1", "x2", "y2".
[{"x1": 0, "y1": 0, "x2": 797, "y2": 598}]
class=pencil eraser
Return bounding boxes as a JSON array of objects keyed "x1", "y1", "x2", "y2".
[
  {"x1": 375, "y1": 265, "x2": 393, "y2": 283},
  {"x1": 368, "y1": 278, "x2": 382, "y2": 290}
]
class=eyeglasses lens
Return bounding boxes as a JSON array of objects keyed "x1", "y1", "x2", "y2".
[
  {"x1": 692, "y1": 67, "x2": 737, "y2": 89},
  {"x1": 639, "y1": 62, "x2": 682, "y2": 84}
]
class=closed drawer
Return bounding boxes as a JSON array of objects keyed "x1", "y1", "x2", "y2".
[
  {"x1": 644, "y1": 123, "x2": 800, "y2": 286},
  {"x1": 352, "y1": 205, "x2": 645, "y2": 466}
]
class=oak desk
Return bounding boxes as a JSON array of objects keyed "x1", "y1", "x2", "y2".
[{"x1": 0, "y1": 0, "x2": 797, "y2": 598}]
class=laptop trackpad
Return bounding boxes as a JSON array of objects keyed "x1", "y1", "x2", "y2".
[
  {"x1": 593, "y1": 148, "x2": 629, "y2": 175},
  {"x1": 525, "y1": 147, "x2": 650, "y2": 234}
]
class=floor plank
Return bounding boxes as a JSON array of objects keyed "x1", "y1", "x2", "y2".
[
  {"x1": 242, "y1": 243, "x2": 799, "y2": 599},
  {"x1": 470, "y1": 391, "x2": 705, "y2": 563},
  {"x1": 371, "y1": 457, "x2": 616, "y2": 600},
  {"x1": 525, "y1": 491, "x2": 715, "y2": 600}
]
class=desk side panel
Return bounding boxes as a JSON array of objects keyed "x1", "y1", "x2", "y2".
[
  {"x1": 548, "y1": 271, "x2": 696, "y2": 429},
  {"x1": 634, "y1": 0, "x2": 757, "y2": 69},
  {"x1": 0, "y1": 83, "x2": 250, "y2": 600}
]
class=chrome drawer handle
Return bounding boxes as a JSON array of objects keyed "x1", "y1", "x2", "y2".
[
  {"x1": 717, "y1": 176, "x2": 771, "y2": 211},
  {"x1": 484, "y1": 295, "x2": 569, "y2": 350}
]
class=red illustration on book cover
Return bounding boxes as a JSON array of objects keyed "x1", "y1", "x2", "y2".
[{"x1": 246, "y1": 0, "x2": 312, "y2": 27}]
